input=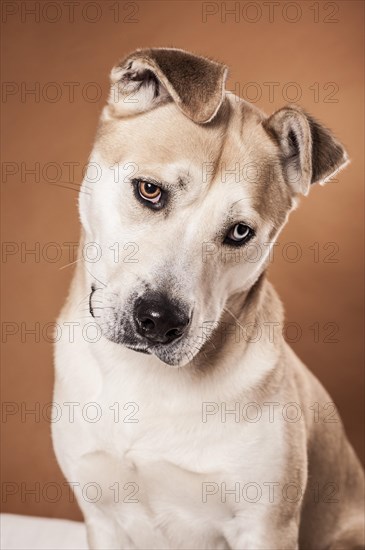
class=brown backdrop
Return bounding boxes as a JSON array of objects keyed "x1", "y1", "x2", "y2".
[{"x1": 1, "y1": 0, "x2": 364, "y2": 521}]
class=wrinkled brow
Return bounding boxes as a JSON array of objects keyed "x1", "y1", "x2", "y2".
[{"x1": 228, "y1": 200, "x2": 261, "y2": 228}]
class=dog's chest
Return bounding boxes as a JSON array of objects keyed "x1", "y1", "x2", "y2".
[
  {"x1": 56, "y1": 364, "x2": 284, "y2": 549},
  {"x1": 76, "y1": 412, "x2": 273, "y2": 548}
]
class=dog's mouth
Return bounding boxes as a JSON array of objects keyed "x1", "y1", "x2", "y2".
[
  {"x1": 116, "y1": 325, "x2": 193, "y2": 366},
  {"x1": 124, "y1": 343, "x2": 151, "y2": 355},
  {"x1": 89, "y1": 285, "x2": 195, "y2": 366},
  {"x1": 122, "y1": 337, "x2": 187, "y2": 366}
]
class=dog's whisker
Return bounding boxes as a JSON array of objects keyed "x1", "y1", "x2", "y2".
[
  {"x1": 85, "y1": 265, "x2": 107, "y2": 288},
  {"x1": 59, "y1": 257, "x2": 83, "y2": 271},
  {"x1": 57, "y1": 180, "x2": 94, "y2": 194},
  {"x1": 74, "y1": 290, "x2": 95, "y2": 311},
  {"x1": 42, "y1": 181, "x2": 91, "y2": 196},
  {"x1": 222, "y1": 306, "x2": 245, "y2": 332},
  {"x1": 59, "y1": 181, "x2": 93, "y2": 194}
]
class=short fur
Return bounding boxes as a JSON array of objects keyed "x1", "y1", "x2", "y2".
[{"x1": 53, "y1": 49, "x2": 364, "y2": 550}]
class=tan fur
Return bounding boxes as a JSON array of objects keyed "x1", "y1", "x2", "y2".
[{"x1": 53, "y1": 49, "x2": 364, "y2": 550}]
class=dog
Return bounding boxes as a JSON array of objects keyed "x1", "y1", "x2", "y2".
[{"x1": 52, "y1": 48, "x2": 365, "y2": 549}]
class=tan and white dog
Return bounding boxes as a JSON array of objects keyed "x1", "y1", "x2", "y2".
[{"x1": 52, "y1": 49, "x2": 364, "y2": 549}]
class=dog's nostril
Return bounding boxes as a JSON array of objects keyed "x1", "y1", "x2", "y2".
[
  {"x1": 165, "y1": 328, "x2": 182, "y2": 339},
  {"x1": 140, "y1": 317, "x2": 155, "y2": 331}
]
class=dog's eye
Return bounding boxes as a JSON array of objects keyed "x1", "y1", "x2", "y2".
[
  {"x1": 138, "y1": 181, "x2": 162, "y2": 204},
  {"x1": 225, "y1": 223, "x2": 254, "y2": 245}
]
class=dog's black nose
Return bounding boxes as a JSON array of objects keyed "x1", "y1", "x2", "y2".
[{"x1": 134, "y1": 294, "x2": 190, "y2": 345}]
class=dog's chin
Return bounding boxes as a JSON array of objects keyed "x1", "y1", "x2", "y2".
[
  {"x1": 134, "y1": 343, "x2": 190, "y2": 367},
  {"x1": 151, "y1": 346, "x2": 191, "y2": 368},
  {"x1": 116, "y1": 337, "x2": 196, "y2": 368}
]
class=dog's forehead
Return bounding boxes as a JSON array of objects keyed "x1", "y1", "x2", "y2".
[{"x1": 97, "y1": 94, "x2": 272, "y2": 170}]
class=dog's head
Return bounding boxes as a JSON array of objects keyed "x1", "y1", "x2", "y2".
[{"x1": 80, "y1": 48, "x2": 348, "y2": 367}]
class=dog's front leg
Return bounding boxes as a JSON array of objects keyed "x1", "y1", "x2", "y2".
[
  {"x1": 83, "y1": 509, "x2": 135, "y2": 550},
  {"x1": 223, "y1": 515, "x2": 299, "y2": 550},
  {"x1": 85, "y1": 523, "x2": 135, "y2": 550},
  {"x1": 85, "y1": 522, "x2": 119, "y2": 550}
]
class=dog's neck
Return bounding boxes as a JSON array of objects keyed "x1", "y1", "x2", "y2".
[{"x1": 185, "y1": 272, "x2": 286, "y2": 397}]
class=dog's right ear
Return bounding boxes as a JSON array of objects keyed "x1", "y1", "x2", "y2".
[{"x1": 106, "y1": 48, "x2": 228, "y2": 124}]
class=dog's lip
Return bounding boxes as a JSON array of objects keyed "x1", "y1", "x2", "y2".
[
  {"x1": 124, "y1": 342, "x2": 151, "y2": 355},
  {"x1": 89, "y1": 285, "x2": 96, "y2": 317},
  {"x1": 134, "y1": 348, "x2": 151, "y2": 355},
  {"x1": 121, "y1": 337, "x2": 186, "y2": 366},
  {"x1": 124, "y1": 338, "x2": 181, "y2": 362}
]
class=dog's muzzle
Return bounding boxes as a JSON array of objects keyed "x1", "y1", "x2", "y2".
[{"x1": 133, "y1": 292, "x2": 191, "y2": 345}]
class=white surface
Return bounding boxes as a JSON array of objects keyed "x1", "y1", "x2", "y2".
[{"x1": 0, "y1": 514, "x2": 88, "y2": 550}]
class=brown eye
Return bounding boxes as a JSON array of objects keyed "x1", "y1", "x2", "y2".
[{"x1": 138, "y1": 181, "x2": 162, "y2": 203}]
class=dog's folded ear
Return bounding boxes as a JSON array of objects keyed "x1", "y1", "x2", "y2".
[
  {"x1": 107, "y1": 48, "x2": 228, "y2": 124},
  {"x1": 263, "y1": 105, "x2": 349, "y2": 195}
]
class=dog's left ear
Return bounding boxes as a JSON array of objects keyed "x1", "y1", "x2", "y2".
[
  {"x1": 263, "y1": 105, "x2": 349, "y2": 195},
  {"x1": 107, "y1": 48, "x2": 228, "y2": 124}
]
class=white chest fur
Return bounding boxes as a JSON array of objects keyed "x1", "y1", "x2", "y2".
[{"x1": 53, "y1": 331, "x2": 287, "y2": 549}]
